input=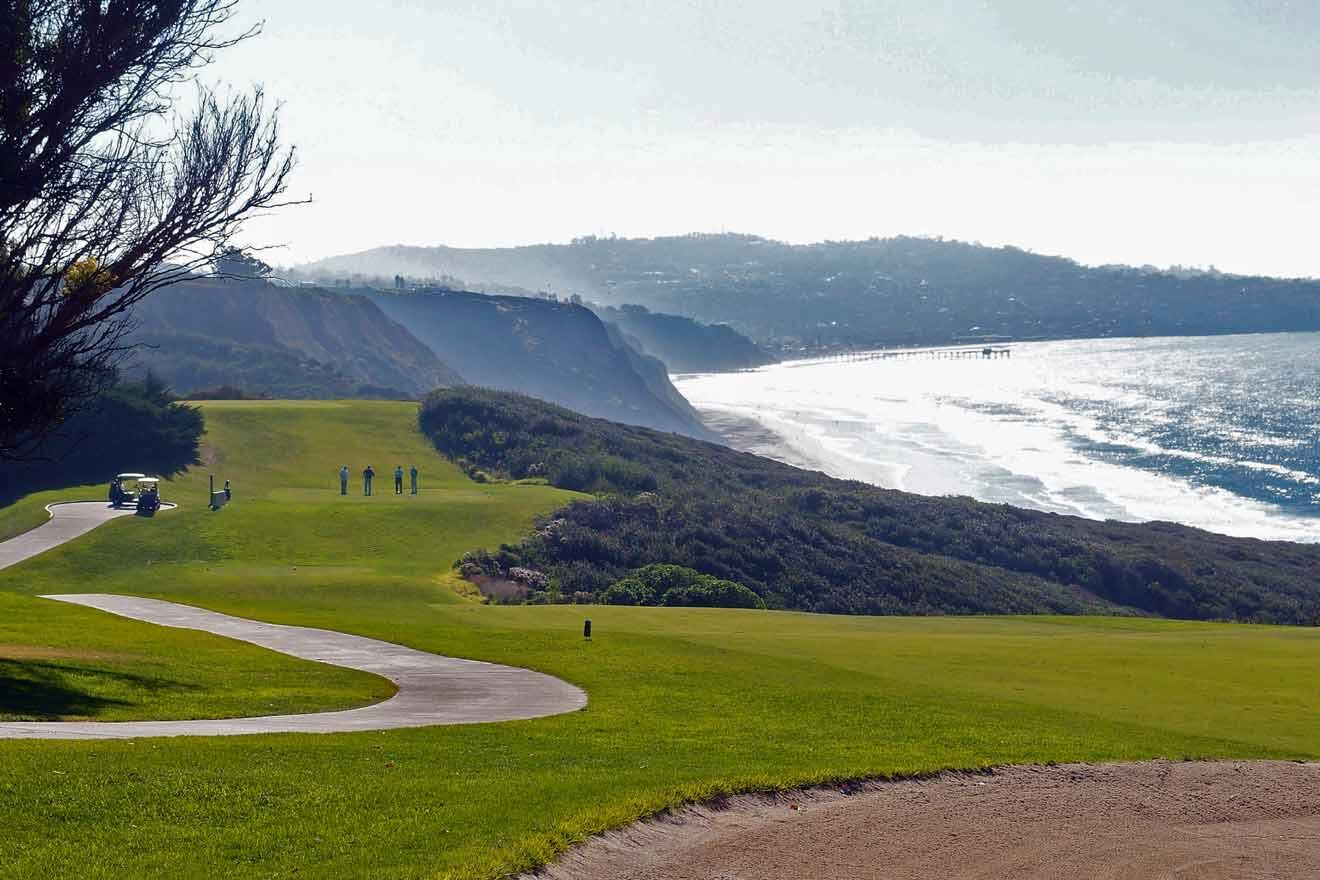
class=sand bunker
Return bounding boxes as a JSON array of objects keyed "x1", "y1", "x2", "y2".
[{"x1": 530, "y1": 760, "x2": 1320, "y2": 880}]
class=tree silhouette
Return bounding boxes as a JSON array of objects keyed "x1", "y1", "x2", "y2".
[
  {"x1": 212, "y1": 246, "x2": 272, "y2": 280},
  {"x1": 0, "y1": 1, "x2": 299, "y2": 461}
]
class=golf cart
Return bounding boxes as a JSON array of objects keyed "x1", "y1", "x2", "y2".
[
  {"x1": 108, "y1": 473, "x2": 146, "y2": 507},
  {"x1": 135, "y1": 477, "x2": 163, "y2": 515}
]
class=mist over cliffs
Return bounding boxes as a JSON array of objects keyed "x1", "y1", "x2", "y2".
[
  {"x1": 127, "y1": 278, "x2": 714, "y2": 439},
  {"x1": 360, "y1": 288, "x2": 713, "y2": 438},
  {"x1": 127, "y1": 279, "x2": 463, "y2": 399},
  {"x1": 594, "y1": 304, "x2": 777, "y2": 372},
  {"x1": 300, "y1": 234, "x2": 1320, "y2": 351}
]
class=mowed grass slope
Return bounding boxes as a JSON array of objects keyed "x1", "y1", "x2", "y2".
[
  {"x1": 0, "y1": 401, "x2": 573, "y2": 723},
  {"x1": 0, "y1": 400, "x2": 1318, "y2": 879},
  {"x1": 0, "y1": 483, "x2": 102, "y2": 543}
]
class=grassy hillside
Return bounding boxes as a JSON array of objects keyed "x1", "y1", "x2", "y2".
[
  {"x1": 422, "y1": 388, "x2": 1320, "y2": 623},
  {"x1": 1, "y1": 400, "x2": 1319, "y2": 879},
  {"x1": 0, "y1": 401, "x2": 572, "y2": 724}
]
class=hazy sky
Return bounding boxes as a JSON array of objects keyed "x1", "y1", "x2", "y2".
[{"x1": 207, "y1": 1, "x2": 1320, "y2": 276}]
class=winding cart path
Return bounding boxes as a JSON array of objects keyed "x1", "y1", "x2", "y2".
[
  {"x1": 0, "y1": 501, "x2": 138, "y2": 570},
  {"x1": 0, "y1": 503, "x2": 587, "y2": 740}
]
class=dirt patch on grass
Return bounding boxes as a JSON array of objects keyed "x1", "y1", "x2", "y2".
[
  {"x1": 0, "y1": 644, "x2": 134, "y2": 662},
  {"x1": 198, "y1": 441, "x2": 224, "y2": 469},
  {"x1": 526, "y1": 760, "x2": 1320, "y2": 880},
  {"x1": 468, "y1": 574, "x2": 528, "y2": 603}
]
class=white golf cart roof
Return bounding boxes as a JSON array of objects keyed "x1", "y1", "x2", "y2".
[
  {"x1": 116, "y1": 472, "x2": 147, "y2": 480},
  {"x1": 137, "y1": 477, "x2": 160, "y2": 485}
]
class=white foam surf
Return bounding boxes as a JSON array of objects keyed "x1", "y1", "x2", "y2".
[{"x1": 676, "y1": 335, "x2": 1320, "y2": 543}]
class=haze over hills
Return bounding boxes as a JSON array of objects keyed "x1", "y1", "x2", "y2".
[
  {"x1": 359, "y1": 288, "x2": 712, "y2": 438},
  {"x1": 126, "y1": 277, "x2": 715, "y2": 438},
  {"x1": 127, "y1": 279, "x2": 464, "y2": 398},
  {"x1": 300, "y1": 234, "x2": 1320, "y2": 351},
  {"x1": 595, "y1": 304, "x2": 778, "y2": 373}
]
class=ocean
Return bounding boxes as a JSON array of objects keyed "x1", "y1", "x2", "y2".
[{"x1": 675, "y1": 332, "x2": 1320, "y2": 542}]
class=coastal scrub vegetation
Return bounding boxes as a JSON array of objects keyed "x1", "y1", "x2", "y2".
[
  {"x1": 600, "y1": 563, "x2": 766, "y2": 609},
  {"x1": 422, "y1": 388, "x2": 1320, "y2": 624}
]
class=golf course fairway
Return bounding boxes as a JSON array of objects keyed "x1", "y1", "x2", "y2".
[{"x1": 1, "y1": 400, "x2": 1318, "y2": 879}]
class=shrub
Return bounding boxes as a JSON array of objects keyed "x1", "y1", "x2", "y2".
[
  {"x1": 508, "y1": 567, "x2": 550, "y2": 590},
  {"x1": 601, "y1": 564, "x2": 765, "y2": 610},
  {"x1": 600, "y1": 577, "x2": 656, "y2": 606},
  {"x1": 661, "y1": 578, "x2": 766, "y2": 609},
  {"x1": 627, "y1": 564, "x2": 705, "y2": 595},
  {"x1": 185, "y1": 384, "x2": 254, "y2": 400}
]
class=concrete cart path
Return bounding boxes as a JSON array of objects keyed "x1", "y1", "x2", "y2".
[
  {"x1": 0, "y1": 594, "x2": 588, "y2": 739},
  {"x1": 0, "y1": 504, "x2": 587, "y2": 739},
  {"x1": 0, "y1": 501, "x2": 139, "y2": 570}
]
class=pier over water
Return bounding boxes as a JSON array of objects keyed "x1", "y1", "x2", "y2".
[{"x1": 810, "y1": 345, "x2": 1013, "y2": 365}]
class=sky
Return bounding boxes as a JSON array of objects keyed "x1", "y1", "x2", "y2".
[{"x1": 205, "y1": 1, "x2": 1320, "y2": 276}]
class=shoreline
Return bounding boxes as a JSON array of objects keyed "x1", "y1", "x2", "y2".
[
  {"x1": 694, "y1": 406, "x2": 824, "y2": 473},
  {"x1": 676, "y1": 339, "x2": 1320, "y2": 542}
]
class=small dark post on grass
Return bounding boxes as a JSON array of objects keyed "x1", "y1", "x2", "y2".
[{"x1": 584, "y1": 619, "x2": 592, "y2": 640}]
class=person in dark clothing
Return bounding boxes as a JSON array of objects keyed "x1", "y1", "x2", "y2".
[
  {"x1": 409, "y1": 465, "x2": 419, "y2": 495},
  {"x1": 394, "y1": 465, "x2": 404, "y2": 494},
  {"x1": 223, "y1": 479, "x2": 231, "y2": 501},
  {"x1": 363, "y1": 465, "x2": 374, "y2": 496},
  {"x1": 339, "y1": 465, "x2": 349, "y2": 495}
]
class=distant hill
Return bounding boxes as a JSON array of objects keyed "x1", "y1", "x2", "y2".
[
  {"x1": 300, "y1": 243, "x2": 591, "y2": 295},
  {"x1": 422, "y1": 387, "x2": 1320, "y2": 623},
  {"x1": 301, "y1": 234, "x2": 1320, "y2": 350},
  {"x1": 126, "y1": 279, "x2": 462, "y2": 398},
  {"x1": 357, "y1": 288, "x2": 713, "y2": 439},
  {"x1": 594, "y1": 304, "x2": 776, "y2": 372}
]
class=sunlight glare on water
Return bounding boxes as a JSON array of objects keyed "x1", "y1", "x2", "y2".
[{"x1": 675, "y1": 333, "x2": 1320, "y2": 542}]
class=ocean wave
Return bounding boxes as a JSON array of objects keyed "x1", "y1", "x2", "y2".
[{"x1": 676, "y1": 333, "x2": 1320, "y2": 543}]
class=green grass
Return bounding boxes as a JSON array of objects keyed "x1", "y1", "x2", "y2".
[
  {"x1": 0, "y1": 400, "x2": 1318, "y2": 879},
  {"x1": 0, "y1": 484, "x2": 102, "y2": 543},
  {"x1": 0, "y1": 401, "x2": 573, "y2": 725},
  {"x1": 0, "y1": 591, "x2": 394, "y2": 722}
]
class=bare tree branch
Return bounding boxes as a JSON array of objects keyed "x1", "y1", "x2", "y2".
[{"x1": 0, "y1": 0, "x2": 300, "y2": 461}]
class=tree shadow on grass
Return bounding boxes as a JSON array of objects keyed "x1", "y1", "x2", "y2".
[{"x1": 0, "y1": 659, "x2": 199, "y2": 720}]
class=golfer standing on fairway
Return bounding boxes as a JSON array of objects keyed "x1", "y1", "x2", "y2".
[
  {"x1": 363, "y1": 464, "x2": 374, "y2": 496},
  {"x1": 394, "y1": 465, "x2": 404, "y2": 495},
  {"x1": 410, "y1": 464, "x2": 419, "y2": 494},
  {"x1": 339, "y1": 465, "x2": 349, "y2": 495}
]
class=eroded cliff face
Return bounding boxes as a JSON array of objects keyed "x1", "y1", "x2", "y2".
[
  {"x1": 595, "y1": 305, "x2": 777, "y2": 373},
  {"x1": 361, "y1": 288, "x2": 713, "y2": 439},
  {"x1": 127, "y1": 279, "x2": 462, "y2": 397}
]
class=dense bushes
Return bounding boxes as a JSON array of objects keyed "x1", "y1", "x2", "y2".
[
  {"x1": 185, "y1": 385, "x2": 265, "y2": 400},
  {"x1": 3, "y1": 373, "x2": 203, "y2": 502},
  {"x1": 601, "y1": 564, "x2": 765, "y2": 609},
  {"x1": 421, "y1": 388, "x2": 1320, "y2": 623}
]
